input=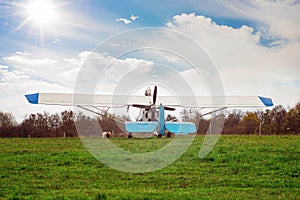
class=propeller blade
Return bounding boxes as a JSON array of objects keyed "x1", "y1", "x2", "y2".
[
  {"x1": 153, "y1": 85, "x2": 157, "y2": 105},
  {"x1": 163, "y1": 106, "x2": 176, "y2": 111},
  {"x1": 132, "y1": 104, "x2": 149, "y2": 109}
]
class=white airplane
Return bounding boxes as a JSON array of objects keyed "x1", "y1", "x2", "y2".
[{"x1": 25, "y1": 86, "x2": 273, "y2": 137}]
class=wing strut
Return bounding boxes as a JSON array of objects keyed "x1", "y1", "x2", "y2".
[
  {"x1": 199, "y1": 107, "x2": 228, "y2": 117},
  {"x1": 77, "y1": 106, "x2": 126, "y2": 124}
]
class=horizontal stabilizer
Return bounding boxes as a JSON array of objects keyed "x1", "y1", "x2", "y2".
[
  {"x1": 165, "y1": 122, "x2": 196, "y2": 134},
  {"x1": 125, "y1": 122, "x2": 158, "y2": 133}
]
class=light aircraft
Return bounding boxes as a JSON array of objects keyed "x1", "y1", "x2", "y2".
[{"x1": 25, "y1": 86, "x2": 273, "y2": 137}]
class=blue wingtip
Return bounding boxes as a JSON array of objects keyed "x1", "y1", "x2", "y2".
[
  {"x1": 25, "y1": 93, "x2": 39, "y2": 104},
  {"x1": 258, "y1": 96, "x2": 274, "y2": 107}
]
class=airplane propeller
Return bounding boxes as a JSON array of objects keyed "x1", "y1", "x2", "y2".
[
  {"x1": 153, "y1": 85, "x2": 157, "y2": 105},
  {"x1": 131, "y1": 104, "x2": 149, "y2": 109},
  {"x1": 163, "y1": 106, "x2": 176, "y2": 111},
  {"x1": 131, "y1": 86, "x2": 175, "y2": 111}
]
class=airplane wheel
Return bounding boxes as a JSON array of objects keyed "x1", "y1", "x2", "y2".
[
  {"x1": 128, "y1": 133, "x2": 133, "y2": 138},
  {"x1": 158, "y1": 134, "x2": 162, "y2": 138}
]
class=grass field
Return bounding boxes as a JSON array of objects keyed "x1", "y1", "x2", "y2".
[{"x1": 0, "y1": 135, "x2": 299, "y2": 199}]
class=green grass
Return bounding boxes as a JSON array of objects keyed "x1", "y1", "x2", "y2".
[{"x1": 0, "y1": 136, "x2": 299, "y2": 199}]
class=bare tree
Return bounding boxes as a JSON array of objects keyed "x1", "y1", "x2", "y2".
[
  {"x1": 286, "y1": 102, "x2": 300, "y2": 134},
  {"x1": 222, "y1": 110, "x2": 244, "y2": 134},
  {"x1": 48, "y1": 113, "x2": 62, "y2": 137},
  {"x1": 61, "y1": 110, "x2": 77, "y2": 137},
  {"x1": 271, "y1": 105, "x2": 287, "y2": 135},
  {"x1": 0, "y1": 112, "x2": 17, "y2": 137},
  {"x1": 242, "y1": 112, "x2": 259, "y2": 134}
]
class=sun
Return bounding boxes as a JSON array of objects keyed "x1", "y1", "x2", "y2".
[
  {"x1": 26, "y1": 0, "x2": 57, "y2": 26},
  {"x1": 15, "y1": 0, "x2": 63, "y2": 45}
]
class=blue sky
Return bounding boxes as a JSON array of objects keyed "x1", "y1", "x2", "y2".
[
  {"x1": 0, "y1": 0, "x2": 265, "y2": 55},
  {"x1": 0, "y1": 0, "x2": 300, "y2": 121}
]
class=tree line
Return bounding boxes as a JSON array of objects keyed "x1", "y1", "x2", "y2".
[
  {"x1": 0, "y1": 110, "x2": 124, "y2": 138},
  {"x1": 0, "y1": 102, "x2": 299, "y2": 137},
  {"x1": 182, "y1": 103, "x2": 300, "y2": 135}
]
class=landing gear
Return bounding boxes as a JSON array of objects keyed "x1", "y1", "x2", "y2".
[
  {"x1": 157, "y1": 132, "x2": 174, "y2": 138},
  {"x1": 165, "y1": 130, "x2": 174, "y2": 138},
  {"x1": 128, "y1": 133, "x2": 133, "y2": 138}
]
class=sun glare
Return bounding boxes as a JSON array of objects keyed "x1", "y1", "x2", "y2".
[
  {"x1": 15, "y1": 0, "x2": 64, "y2": 45},
  {"x1": 27, "y1": 0, "x2": 57, "y2": 26}
]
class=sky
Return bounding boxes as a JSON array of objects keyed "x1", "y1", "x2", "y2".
[{"x1": 0, "y1": 0, "x2": 300, "y2": 122}]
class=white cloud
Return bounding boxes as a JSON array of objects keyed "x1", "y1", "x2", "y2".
[
  {"x1": 0, "y1": 50, "x2": 157, "y2": 121},
  {"x1": 130, "y1": 14, "x2": 139, "y2": 21},
  {"x1": 219, "y1": 0, "x2": 300, "y2": 41},
  {"x1": 47, "y1": 38, "x2": 60, "y2": 46},
  {"x1": 116, "y1": 14, "x2": 139, "y2": 25},
  {"x1": 115, "y1": 18, "x2": 132, "y2": 25},
  {"x1": 70, "y1": 51, "x2": 155, "y2": 94},
  {"x1": 166, "y1": 13, "x2": 300, "y2": 106},
  {"x1": 4, "y1": 54, "x2": 57, "y2": 67},
  {"x1": 2, "y1": 51, "x2": 81, "y2": 88},
  {"x1": 0, "y1": 69, "x2": 70, "y2": 122},
  {"x1": 0, "y1": 51, "x2": 82, "y2": 121},
  {"x1": 164, "y1": 55, "x2": 180, "y2": 64},
  {"x1": 64, "y1": 51, "x2": 91, "y2": 67},
  {"x1": 0, "y1": 64, "x2": 8, "y2": 73},
  {"x1": 16, "y1": 51, "x2": 31, "y2": 56}
]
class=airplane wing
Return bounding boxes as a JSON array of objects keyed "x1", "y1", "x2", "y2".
[
  {"x1": 25, "y1": 93, "x2": 273, "y2": 108},
  {"x1": 25, "y1": 93, "x2": 147, "y2": 107},
  {"x1": 166, "y1": 96, "x2": 274, "y2": 107}
]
